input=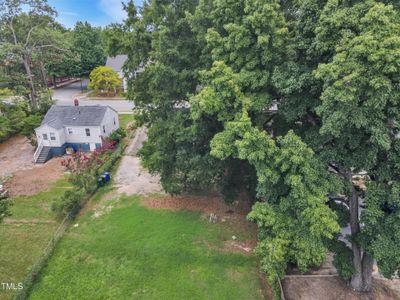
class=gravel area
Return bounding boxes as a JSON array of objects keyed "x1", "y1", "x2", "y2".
[{"x1": 114, "y1": 128, "x2": 162, "y2": 195}]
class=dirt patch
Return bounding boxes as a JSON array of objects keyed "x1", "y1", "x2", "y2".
[
  {"x1": 142, "y1": 194, "x2": 252, "y2": 217},
  {"x1": 79, "y1": 190, "x2": 116, "y2": 217},
  {"x1": 143, "y1": 194, "x2": 258, "y2": 250},
  {"x1": 282, "y1": 276, "x2": 400, "y2": 300},
  {"x1": 222, "y1": 240, "x2": 256, "y2": 255},
  {"x1": 2, "y1": 219, "x2": 57, "y2": 225},
  {"x1": 114, "y1": 128, "x2": 162, "y2": 195},
  {"x1": 0, "y1": 135, "x2": 35, "y2": 177},
  {"x1": 114, "y1": 156, "x2": 162, "y2": 195},
  {"x1": 4, "y1": 157, "x2": 64, "y2": 196}
]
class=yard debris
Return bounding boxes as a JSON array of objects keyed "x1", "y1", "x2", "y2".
[
  {"x1": 0, "y1": 184, "x2": 9, "y2": 199},
  {"x1": 232, "y1": 235, "x2": 237, "y2": 240},
  {"x1": 92, "y1": 204, "x2": 115, "y2": 219},
  {"x1": 225, "y1": 240, "x2": 252, "y2": 253},
  {"x1": 208, "y1": 213, "x2": 218, "y2": 223},
  {"x1": 73, "y1": 223, "x2": 79, "y2": 228}
]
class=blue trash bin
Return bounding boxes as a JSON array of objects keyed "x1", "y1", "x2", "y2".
[{"x1": 103, "y1": 172, "x2": 111, "y2": 182}]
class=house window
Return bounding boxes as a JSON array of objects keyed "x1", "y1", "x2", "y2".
[
  {"x1": 85, "y1": 128, "x2": 91, "y2": 136},
  {"x1": 43, "y1": 133, "x2": 48, "y2": 140},
  {"x1": 103, "y1": 125, "x2": 106, "y2": 134},
  {"x1": 67, "y1": 128, "x2": 73, "y2": 134},
  {"x1": 50, "y1": 133, "x2": 56, "y2": 140}
]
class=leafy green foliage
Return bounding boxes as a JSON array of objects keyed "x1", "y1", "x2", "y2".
[
  {"x1": 0, "y1": 95, "x2": 52, "y2": 143},
  {"x1": 51, "y1": 189, "x2": 85, "y2": 217},
  {"x1": 122, "y1": 0, "x2": 400, "y2": 292},
  {"x1": 108, "y1": 128, "x2": 126, "y2": 143},
  {"x1": 72, "y1": 22, "x2": 106, "y2": 77},
  {"x1": 315, "y1": 2, "x2": 400, "y2": 170},
  {"x1": 326, "y1": 238, "x2": 355, "y2": 280},
  {"x1": 362, "y1": 181, "x2": 400, "y2": 278},
  {"x1": 88, "y1": 66, "x2": 122, "y2": 96},
  {"x1": 0, "y1": 197, "x2": 12, "y2": 223},
  {"x1": 0, "y1": 1, "x2": 63, "y2": 107},
  {"x1": 0, "y1": 88, "x2": 14, "y2": 98}
]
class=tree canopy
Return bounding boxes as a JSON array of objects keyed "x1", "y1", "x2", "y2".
[
  {"x1": 88, "y1": 66, "x2": 122, "y2": 96},
  {"x1": 72, "y1": 21, "x2": 106, "y2": 77},
  {"x1": 112, "y1": 0, "x2": 400, "y2": 295}
]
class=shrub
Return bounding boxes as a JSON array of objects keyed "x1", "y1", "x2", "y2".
[
  {"x1": 20, "y1": 114, "x2": 43, "y2": 146},
  {"x1": 109, "y1": 128, "x2": 126, "y2": 143},
  {"x1": 0, "y1": 88, "x2": 14, "y2": 97},
  {"x1": 69, "y1": 172, "x2": 97, "y2": 194},
  {"x1": 98, "y1": 141, "x2": 125, "y2": 173},
  {"x1": 0, "y1": 198, "x2": 12, "y2": 223},
  {"x1": 0, "y1": 95, "x2": 50, "y2": 143},
  {"x1": 51, "y1": 189, "x2": 85, "y2": 216}
]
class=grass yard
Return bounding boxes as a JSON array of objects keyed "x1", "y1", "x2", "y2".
[
  {"x1": 118, "y1": 113, "x2": 134, "y2": 130},
  {"x1": 30, "y1": 196, "x2": 266, "y2": 299},
  {"x1": 0, "y1": 179, "x2": 71, "y2": 300}
]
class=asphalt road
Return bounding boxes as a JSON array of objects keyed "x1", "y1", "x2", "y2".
[{"x1": 53, "y1": 80, "x2": 135, "y2": 112}]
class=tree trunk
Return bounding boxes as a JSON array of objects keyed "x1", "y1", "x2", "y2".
[
  {"x1": 39, "y1": 61, "x2": 52, "y2": 101},
  {"x1": 348, "y1": 175, "x2": 374, "y2": 292},
  {"x1": 22, "y1": 55, "x2": 38, "y2": 108},
  {"x1": 39, "y1": 61, "x2": 48, "y2": 88}
]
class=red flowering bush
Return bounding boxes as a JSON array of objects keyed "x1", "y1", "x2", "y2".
[
  {"x1": 53, "y1": 141, "x2": 126, "y2": 216},
  {"x1": 61, "y1": 142, "x2": 117, "y2": 193}
]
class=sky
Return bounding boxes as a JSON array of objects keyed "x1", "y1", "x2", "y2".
[{"x1": 48, "y1": 0, "x2": 142, "y2": 28}]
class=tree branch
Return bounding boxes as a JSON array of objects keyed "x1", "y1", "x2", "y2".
[
  {"x1": 24, "y1": 25, "x2": 38, "y2": 47},
  {"x1": 36, "y1": 44, "x2": 67, "y2": 52},
  {"x1": 8, "y1": 17, "x2": 18, "y2": 45}
]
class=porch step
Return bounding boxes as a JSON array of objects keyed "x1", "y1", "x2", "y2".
[{"x1": 35, "y1": 147, "x2": 52, "y2": 164}]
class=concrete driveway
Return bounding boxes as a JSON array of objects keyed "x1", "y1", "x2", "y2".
[{"x1": 53, "y1": 80, "x2": 135, "y2": 112}]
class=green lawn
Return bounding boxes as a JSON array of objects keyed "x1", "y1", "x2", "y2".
[
  {"x1": 30, "y1": 196, "x2": 265, "y2": 300},
  {"x1": 0, "y1": 179, "x2": 71, "y2": 300},
  {"x1": 118, "y1": 113, "x2": 134, "y2": 130}
]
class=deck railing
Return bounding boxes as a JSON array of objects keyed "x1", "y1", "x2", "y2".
[{"x1": 33, "y1": 141, "x2": 43, "y2": 163}]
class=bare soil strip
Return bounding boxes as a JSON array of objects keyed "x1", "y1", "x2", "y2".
[{"x1": 114, "y1": 128, "x2": 162, "y2": 195}]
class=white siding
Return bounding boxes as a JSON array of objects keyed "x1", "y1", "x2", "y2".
[
  {"x1": 35, "y1": 125, "x2": 65, "y2": 147},
  {"x1": 100, "y1": 108, "x2": 120, "y2": 138},
  {"x1": 64, "y1": 126, "x2": 102, "y2": 144}
]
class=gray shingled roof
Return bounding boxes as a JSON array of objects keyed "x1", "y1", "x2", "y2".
[
  {"x1": 106, "y1": 55, "x2": 128, "y2": 72},
  {"x1": 41, "y1": 105, "x2": 109, "y2": 129}
]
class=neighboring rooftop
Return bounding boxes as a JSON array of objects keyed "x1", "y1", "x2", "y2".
[
  {"x1": 40, "y1": 105, "x2": 110, "y2": 129},
  {"x1": 106, "y1": 55, "x2": 128, "y2": 72}
]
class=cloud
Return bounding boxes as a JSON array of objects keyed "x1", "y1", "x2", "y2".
[{"x1": 99, "y1": 0, "x2": 127, "y2": 22}]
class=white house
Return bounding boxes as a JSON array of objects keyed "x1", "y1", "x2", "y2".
[
  {"x1": 34, "y1": 105, "x2": 120, "y2": 163},
  {"x1": 106, "y1": 55, "x2": 128, "y2": 92},
  {"x1": 106, "y1": 55, "x2": 145, "y2": 93}
]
